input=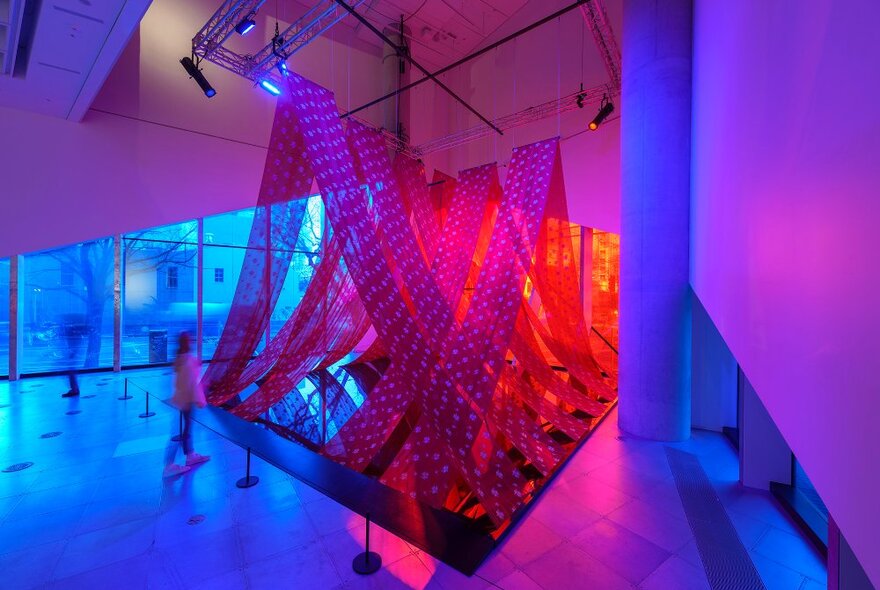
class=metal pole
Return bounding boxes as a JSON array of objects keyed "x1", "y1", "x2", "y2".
[
  {"x1": 139, "y1": 388, "x2": 155, "y2": 418},
  {"x1": 365, "y1": 513, "x2": 371, "y2": 559},
  {"x1": 352, "y1": 511, "x2": 381, "y2": 574},
  {"x1": 119, "y1": 377, "x2": 133, "y2": 400},
  {"x1": 236, "y1": 447, "x2": 260, "y2": 488}
]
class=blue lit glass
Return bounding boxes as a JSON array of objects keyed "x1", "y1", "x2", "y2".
[
  {"x1": 794, "y1": 459, "x2": 828, "y2": 515},
  {"x1": 202, "y1": 208, "x2": 258, "y2": 359},
  {"x1": 272, "y1": 195, "x2": 323, "y2": 339},
  {"x1": 123, "y1": 221, "x2": 197, "y2": 366},
  {"x1": 21, "y1": 239, "x2": 114, "y2": 373}
]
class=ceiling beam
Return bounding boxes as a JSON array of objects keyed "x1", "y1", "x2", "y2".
[
  {"x1": 339, "y1": 0, "x2": 587, "y2": 120},
  {"x1": 332, "y1": 0, "x2": 503, "y2": 135}
]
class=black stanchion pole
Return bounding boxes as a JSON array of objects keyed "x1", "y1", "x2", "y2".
[
  {"x1": 138, "y1": 389, "x2": 155, "y2": 418},
  {"x1": 352, "y1": 512, "x2": 382, "y2": 575},
  {"x1": 118, "y1": 378, "x2": 133, "y2": 401},
  {"x1": 236, "y1": 447, "x2": 259, "y2": 488},
  {"x1": 171, "y1": 412, "x2": 183, "y2": 442}
]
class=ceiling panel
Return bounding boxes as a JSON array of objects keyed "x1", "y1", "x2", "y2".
[{"x1": 0, "y1": 0, "x2": 150, "y2": 119}]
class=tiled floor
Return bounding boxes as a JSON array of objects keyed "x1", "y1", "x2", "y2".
[{"x1": 0, "y1": 370, "x2": 827, "y2": 589}]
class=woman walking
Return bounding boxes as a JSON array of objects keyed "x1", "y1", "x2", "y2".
[{"x1": 163, "y1": 332, "x2": 211, "y2": 477}]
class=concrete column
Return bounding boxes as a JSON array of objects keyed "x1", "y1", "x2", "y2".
[{"x1": 619, "y1": 0, "x2": 693, "y2": 440}]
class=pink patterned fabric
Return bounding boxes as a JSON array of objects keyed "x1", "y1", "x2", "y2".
[{"x1": 207, "y1": 72, "x2": 618, "y2": 532}]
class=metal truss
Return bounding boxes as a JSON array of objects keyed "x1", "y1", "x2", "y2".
[
  {"x1": 372, "y1": 0, "x2": 622, "y2": 159},
  {"x1": 358, "y1": 83, "x2": 614, "y2": 159},
  {"x1": 192, "y1": 0, "x2": 366, "y2": 84},
  {"x1": 189, "y1": 0, "x2": 621, "y2": 157},
  {"x1": 194, "y1": 0, "x2": 266, "y2": 59},
  {"x1": 580, "y1": 0, "x2": 621, "y2": 92}
]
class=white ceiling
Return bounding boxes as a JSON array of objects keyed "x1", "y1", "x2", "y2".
[
  {"x1": 274, "y1": 0, "x2": 531, "y2": 68},
  {"x1": 0, "y1": 0, "x2": 150, "y2": 120}
]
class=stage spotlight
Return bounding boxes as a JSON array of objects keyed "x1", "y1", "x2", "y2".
[
  {"x1": 235, "y1": 15, "x2": 257, "y2": 35},
  {"x1": 180, "y1": 56, "x2": 216, "y2": 98},
  {"x1": 259, "y1": 79, "x2": 281, "y2": 96},
  {"x1": 589, "y1": 97, "x2": 614, "y2": 130},
  {"x1": 271, "y1": 23, "x2": 289, "y2": 77}
]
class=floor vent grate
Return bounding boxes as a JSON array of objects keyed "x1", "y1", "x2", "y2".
[{"x1": 666, "y1": 447, "x2": 767, "y2": 590}]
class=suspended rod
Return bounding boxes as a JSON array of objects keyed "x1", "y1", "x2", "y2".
[
  {"x1": 340, "y1": 0, "x2": 588, "y2": 120},
  {"x1": 332, "y1": 0, "x2": 503, "y2": 135}
]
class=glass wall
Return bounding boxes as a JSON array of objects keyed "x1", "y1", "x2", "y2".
[
  {"x1": 0, "y1": 258, "x2": 9, "y2": 377},
  {"x1": 123, "y1": 221, "x2": 198, "y2": 366},
  {"x1": 0, "y1": 198, "x2": 323, "y2": 375},
  {"x1": 20, "y1": 239, "x2": 115, "y2": 374}
]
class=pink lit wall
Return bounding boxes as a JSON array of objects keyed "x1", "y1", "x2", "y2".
[
  {"x1": 691, "y1": 0, "x2": 880, "y2": 583},
  {"x1": 0, "y1": 0, "x2": 384, "y2": 258}
]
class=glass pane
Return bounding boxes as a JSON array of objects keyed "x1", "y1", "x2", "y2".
[
  {"x1": 123, "y1": 222, "x2": 197, "y2": 366},
  {"x1": 272, "y1": 252, "x2": 318, "y2": 338},
  {"x1": 794, "y1": 458, "x2": 828, "y2": 515},
  {"x1": 128, "y1": 220, "x2": 198, "y2": 245},
  {"x1": 203, "y1": 207, "x2": 256, "y2": 247},
  {"x1": 202, "y1": 243, "x2": 249, "y2": 360},
  {"x1": 202, "y1": 197, "x2": 323, "y2": 358},
  {"x1": 21, "y1": 239, "x2": 114, "y2": 373},
  {"x1": 271, "y1": 195, "x2": 323, "y2": 338},
  {"x1": 0, "y1": 258, "x2": 9, "y2": 376}
]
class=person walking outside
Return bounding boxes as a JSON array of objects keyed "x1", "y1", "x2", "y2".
[{"x1": 163, "y1": 332, "x2": 211, "y2": 477}]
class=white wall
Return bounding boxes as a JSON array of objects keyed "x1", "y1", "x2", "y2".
[
  {"x1": 691, "y1": 0, "x2": 880, "y2": 584},
  {"x1": 0, "y1": 0, "x2": 384, "y2": 258}
]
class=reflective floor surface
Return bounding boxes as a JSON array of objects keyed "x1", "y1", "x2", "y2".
[{"x1": 0, "y1": 370, "x2": 826, "y2": 589}]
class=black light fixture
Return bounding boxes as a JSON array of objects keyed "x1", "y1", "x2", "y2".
[
  {"x1": 235, "y1": 13, "x2": 257, "y2": 35},
  {"x1": 271, "y1": 22, "x2": 289, "y2": 77},
  {"x1": 589, "y1": 95, "x2": 614, "y2": 130},
  {"x1": 180, "y1": 56, "x2": 216, "y2": 98}
]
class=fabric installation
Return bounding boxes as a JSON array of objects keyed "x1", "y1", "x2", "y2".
[{"x1": 203, "y1": 72, "x2": 619, "y2": 555}]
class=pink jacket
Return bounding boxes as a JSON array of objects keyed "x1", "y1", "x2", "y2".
[{"x1": 171, "y1": 353, "x2": 207, "y2": 410}]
